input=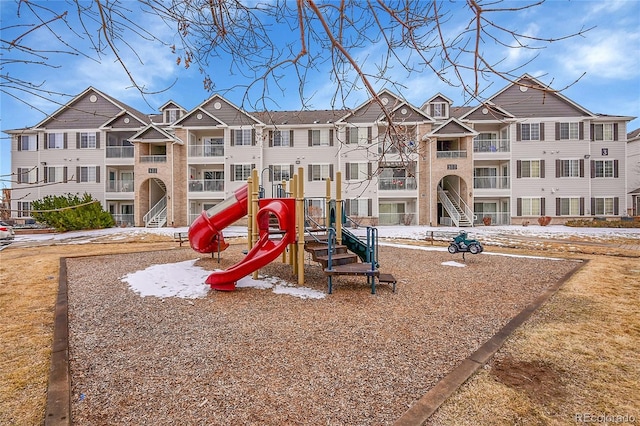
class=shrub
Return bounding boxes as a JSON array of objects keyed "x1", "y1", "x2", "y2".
[{"x1": 31, "y1": 193, "x2": 115, "y2": 231}]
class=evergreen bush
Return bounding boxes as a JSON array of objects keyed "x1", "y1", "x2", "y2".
[{"x1": 31, "y1": 193, "x2": 115, "y2": 231}]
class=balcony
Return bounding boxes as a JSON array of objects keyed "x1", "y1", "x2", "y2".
[
  {"x1": 111, "y1": 214, "x2": 134, "y2": 227},
  {"x1": 473, "y1": 176, "x2": 510, "y2": 190},
  {"x1": 140, "y1": 155, "x2": 167, "y2": 163},
  {"x1": 106, "y1": 146, "x2": 134, "y2": 158},
  {"x1": 436, "y1": 150, "x2": 467, "y2": 159},
  {"x1": 378, "y1": 177, "x2": 417, "y2": 191},
  {"x1": 106, "y1": 179, "x2": 134, "y2": 192},
  {"x1": 189, "y1": 144, "x2": 224, "y2": 158},
  {"x1": 188, "y1": 179, "x2": 224, "y2": 192},
  {"x1": 473, "y1": 138, "x2": 510, "y2": 155}
]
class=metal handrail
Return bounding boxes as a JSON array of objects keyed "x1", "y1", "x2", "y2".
[
  {"x1": 437, "y1": 186, "x2": 461, "y2": 226},
  {"x1": 143, "y1": 196, "x2": 167, "y2": 226}
]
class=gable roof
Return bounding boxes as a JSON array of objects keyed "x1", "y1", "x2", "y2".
[
  {"x1": 427, "y1": 118, "x2": 477, "y2": 137},
  {"x1": 338, "y1": 88, "x2": 432, "y2": 124},
  {"x1": 129, "y1": 123, "x2": 183, "y2": 144}
]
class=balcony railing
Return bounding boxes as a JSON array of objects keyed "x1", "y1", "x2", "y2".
[
  {"x1": 378, "y1": 212, "x2": 416, "y2": 226},
  {"x1": 106, "y1": 179, "x2": 134, "y2": 192},
  {"x1": 473, "y1": 176, "x2": 510, "y2": 190},
  {"x1": 473, "y1": 212, "x2": 511, "y2": 226},
  {"x1": 188, "y1": 179, "x2": 224, "y2": 192},
  {"x1": 188, "y1": 144, "x2": 224, "y2": 157},
  {"x1": 436, "y1": 150, "x2": 467, "y2": 158},
  {"x1": 473, "y1": 138, "x2": 510, "y2": 153},
  {"x1": 111, "y1": 214, "x2": 134, "y2": 227},
  {"x1": 378, "y1": 177, "x2": 417, "y2": 191},
  {"x1": 140, "y1": 155, "x2": 167, "y2": 163},
  {"x1": 106, "y1": 146, "x2": 134, "y2": 158}
]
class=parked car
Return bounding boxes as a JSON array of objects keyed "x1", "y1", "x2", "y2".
[{"x1": 0, "y1": 221, "x2": 15, "y2": 244}]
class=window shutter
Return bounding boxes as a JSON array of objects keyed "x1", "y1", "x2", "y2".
[
  {"x1": 96, "y1": 166, "x2": 100, "y2": 183},
  {"x1": 289, "y1": 130, "x2": 294, "y2": 147},
  {"x1": 368, "y1": 199, "x2": 372, "y2": 216},
  {"x1": 345, "y1": 163, "x2": 351, "y2": 180},
  {"x1": 36, "y1": 168, "x2": 39, "y2": 183},
  {"x1": 516, "y1": 198, "x2": 522, "y2": 216},
  {"x1": 345, "y1": 127, "x2": 350, "y2": 144},
  {"x1": 540, "y1": 160, "x2": 545, "y2": 178},
  {"x1": 516, "y1": 124, "x2": 521, "y2": 141},
  {"x1": 590, "y1": 198, "x2": 595, "y2": 215},
  {"x1": 540, "y1": 123, "x2": 545, "y2": 141},
  {"x1": 36, "y1": 134, "x2": 39, "y2": 150},
  {"x1": 613, "y1": 123, "x2": 618, "y2": 141},
  {"x1": 268, "y1": 131, "x2": 273, "y2": 147},
  {"x1": 367, "y1": 127, "x2": 372, "y2": 143},
  {"x1": 556, "y1": 198, "x2": 560, "y2": 215},
  {"x1": 44, "y1": 135, "x2": 48, "y2": 150},
  {"x1": 267, "y1": 165, "x2": 273, "y2": 182},
  {"x1": 614, "y1": 197, "x2": 619, "y2": 215},
  {"x1": 308, "y1": 130, "x2": 313, "y2": 147},
  {"x1": 540, "y1": 197, "x2": 545, "y2": 215},
  {"x1": 516, "y1": 160, "x2": 522, "y2": 178},
  {"x1": 579, "y1": 159, "x2": 585, "y2": 177},
  {"x1": 367, "y1": 163, "x2": 373, "y2": 180},
  {"x1": 345, "y1": 199, "x2": 351, "y2": 215},
  {"x1": 329, "y1": 129, "x2": 334, "y2": 146},
  {"x1": 96, "y1": 133, "x2": 100, "y2": 149},
  {"x1": 44, "y1": 167, "x2": 49, "y2": 183},
  {"x1": 63, "y1": 167, "x2": 68, "y2": 182},
  {"x1": 555, "y1": 159, "x2": 561, "y2": 178},
  {"x1": 230, "y1": 165, "x2": 235, "y2": 181},
  {"x1": 17, "y1": 137, "x2": 21, "y2": 151},
  {"x1": 251, "y1": 163, "x2": 255, "y2": 171},
  {"x1": 329, "y1": 164, "x2": 334, "y2": 179},
  {"x1": 590, "y1": 124, "x2": 595, "y2": 141},
  {"x1": 76, "y1": 133, "x2": 80, "y2": 149},
  {"x1": 230, "y1": 130, "x2": 235, "y2": 146},
  {"x1": 251, "y1": 129, "x2": 256, "y2": 146},
  {"x1": 590, "y1": 160, "x2": 595, "y2": 178},
  {"x1": 579, "y1": 122, "x2": 584, "y2": 140},
  {"x1": 76, "y1": 166, "x2": 80, "y2": 183},
  {"x1": 613, "y1": 160, "x2": 619, "y2": 178},
  {"x1": 555, "y1": 123, "x2": 560, "y2": 140},
  {"x1": 579, "y1": 197, "x2": 585, "y2": 215},
  {"x1": 289, "y1": 165, "x2": 294, "y2": 179},
  {"x1": 308, "y1": 165, "x2": 312, "y2": 181}
]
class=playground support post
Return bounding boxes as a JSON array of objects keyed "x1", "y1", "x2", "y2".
[
  {"x1": 291, "y1": 174, "x2": 298, "y2": 274},
  {"x1": 325, "y1": 178, "x2": 331, "y2": 229},
  {"x1": 251, "y1": 168, "x2": 260, "y2": 280},
  {"x1": 297, "y1": 167, "x2": 305, "y2": 286},
  {"x1": 336, "y1": 171, "x2": 342, "y2": 245},
  {"x1": 281, "y1": 178, "x2": 288, "y2": 263},
  {"x1": 247, "y1": 176, "x2": 253, "y2": 251}
]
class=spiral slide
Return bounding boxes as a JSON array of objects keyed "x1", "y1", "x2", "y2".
[{"x1": 188, "y1": 184, "x2": 297, "y2": 291}]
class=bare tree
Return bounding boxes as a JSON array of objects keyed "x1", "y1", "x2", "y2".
[{"x1": 2, "y1": 0, "x2": 591, "y2": 164}]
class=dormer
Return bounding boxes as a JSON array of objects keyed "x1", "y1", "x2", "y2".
[
  {"x1": 422, "y1": 93, "x2": 453, "y2": 120},
  {"x1": 159, "y1": 101, "x2": 186, "y2": 124}
]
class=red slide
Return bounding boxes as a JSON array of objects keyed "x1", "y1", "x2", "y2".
[{"x1": 188, "y1": 184, "x2": 297, "y2": 291}]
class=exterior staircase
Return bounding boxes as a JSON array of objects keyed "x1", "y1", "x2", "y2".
[
  {"x1": 437, "y1": 186, "x2": 473, "y2": 227},
  {"x1": 143, "y1": 196, "x2": 167, "y2": 228}
]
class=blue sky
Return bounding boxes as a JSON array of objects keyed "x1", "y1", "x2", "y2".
[{"x1": 2, "y1": 0, "x2": 639, "y2": 185}]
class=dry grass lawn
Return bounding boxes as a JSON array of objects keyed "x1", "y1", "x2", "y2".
[{"x1": 1, "y1": 234, "x2": 638, "y2": 425}]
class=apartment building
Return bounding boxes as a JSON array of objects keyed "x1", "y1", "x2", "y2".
[{"x1": 6, "y1": 74, "x2": 635, "y2": 227}]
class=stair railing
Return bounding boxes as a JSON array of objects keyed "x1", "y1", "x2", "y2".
[
  {"x1": 143, "y1": 196, "x2": 167, "y2": 227},
  {"x1": 446, "y1": 185, "x2": 475, "y2": 225},
  {"x1": 437, "y1": 186, "x2": 462, "y2": 226}
]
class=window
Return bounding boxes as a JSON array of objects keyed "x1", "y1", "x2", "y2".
[
  {"x1": 165, "y1": 109, "x2": 180, "y2": 123},
  {"x1": 474, "y1": 168, "x2": 497, "y2": 188},
  {"x1": 234, "y1": 129, "x2": 252, "y2": 146},
  {"x1": 347, "y1": 127, "x2": 359, "y2": 144},
  {"x1": 558, "y1": 159, "x2": 580, "y2": 178},
  {"x1": 593, "y1": 160, "x2": 615, "y2": 178},
  {"x1": 346, "y1": 198, "x2": 370, "y2": 216},
  {"x1": 234, "y1": 164, "x2": 253, "y2": 181},
  {"x1": 521, "y1": 123, "x2": 540, "y2": 141},
  {"x1": 592, "y1": 123, "x2": 614, "y2": 141},
  {"x1": 79, "y1": 166, "x2": 98, "y2": 182},
  {"x1": 80, "y1": 132, "x2": 96, "y2": 149},
  {"x1": 346, "y1": 163, "x2": 369, "y2": 181},
  {"x1": 519, "y1": 160, "x2": 543, "y2": 178},
  {"x1": 17, "y1": 201, "x2": 31, "y2": 218},
  {"x1": 593, "y1": 198, "x2": 615, "y2": 215},
  {"x1": 310, "y1": 164, "x2": 331, "y2": 181},
  {"x1": 17, "y1": 167, "x2": 37, "y2": 184},
  {"x1": 309, "y1": 129, "x2": 331, "y2": 147},
  {"x1": 432, "y1": 102, "x2": 446, "y2": 118},
  {"x1": 272, "y1": 130, "x2": 290, "y2": 147},
  {"x1": 272, "y1": 165, "x2": 291, "y2": 182},
  {"x1": 559, "y1": 123, "x2": 579, "y2": 140},
  {"x1": 520, "y1": 198, "x2": 542, "y2": 216},
  {"x1": 19, "y1": 135, "x2": 36, "y2": 151},
  {"x1": 46, "y1": 166, "x2": 65, "y2": 183},
  {"x1": 559, "y1": 198, "x2": 581, "y2": 215},
  {"x1": 47, "y1": 133, "x2": 64, "y2": 149}
]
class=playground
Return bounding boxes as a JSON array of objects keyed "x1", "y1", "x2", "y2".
[{"x1": 64, "y1": 242, "x2": 580, "y2": 424}]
